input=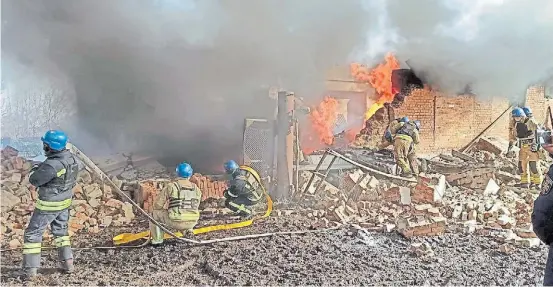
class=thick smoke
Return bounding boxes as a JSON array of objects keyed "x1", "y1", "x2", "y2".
[
  {"x1": 3, "y1": 0, "x2": 553, "y2": 173},
  {"x1": 2, "y1": 0, "x2": 370, "y2": 172},
  {"x1": 354, "y1": 0, "x2": 553, "y2": 99}
]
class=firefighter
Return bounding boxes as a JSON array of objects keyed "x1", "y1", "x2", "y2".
[
  {"x1": 508, "y1": 107, "x2": 542, "y2": 189},
  {"x1": 378, "y1": 116, "x2": 409, "y2": 150},
  {"x1": 149, "y1": 162, "x2": 201, "y2": 245},
  {"x1": 392, "y1": 120, "x2": 421, "y2": 177},
  {"x1": 223, "y1": 160, "x2": 264, "y2": 218},
  {"x1": 522, "y1": 106, "x2": 533, "y2": 120},
  {"x1": 532, "y1": 142, "x2": 553, "y2": 285},
  {"x1": 23, "y1": 130, "x2": 82, "y2": 278}
]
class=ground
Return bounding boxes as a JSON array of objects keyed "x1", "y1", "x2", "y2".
[{"x1": 0, "y1": 214, "x2": 549, "y2": 286}]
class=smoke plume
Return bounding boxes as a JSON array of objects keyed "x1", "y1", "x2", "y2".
[
  {"x1": 2, "y1": 0, "x2": 369, "y2": 172},
  {"x1": 354, "y1": 0, "x2": 553, "y2": 99},
  {"x1": 3, "y1": 0, "x2": 553, "y2": 172}
]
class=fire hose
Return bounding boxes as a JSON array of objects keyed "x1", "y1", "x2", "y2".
[{"x1": 0, "y1": 145, "x2": 341, "y2": 252}]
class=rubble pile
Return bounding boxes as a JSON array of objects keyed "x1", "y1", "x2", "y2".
[
  {"x1": 440, "y1": 183, "x2": 540, "y2": 246},
  {"x1": 298, "y1": 169, "x2": 448, "y2": 238},
  {"x1": 297, "y1": 137, "x2": 542, "y2": 244},
  {"x1": 0, "y1": 147, "x2": 135, "y2": 249}
]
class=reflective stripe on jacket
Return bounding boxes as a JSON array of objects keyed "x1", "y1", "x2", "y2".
[
  {"x1": 167, "y1": 180, "x2": 201, "y2": 222},
  {"x1": 36, "y1": 150, "x2": 81, "y2": 203},
  {"x1": 233, "y1": 166, "x2": 263, "y2": 202},
  {"x1": 35, "y1": 198, "x2": 72, "y2": 211}
]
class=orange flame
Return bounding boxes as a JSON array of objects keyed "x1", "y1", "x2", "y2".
[
  {"x1": 309, "y1": 96, "x2": 338, "y2": 146},
  {"x1": 351, "y1": 52, "x2": 400, "y2": 119}
]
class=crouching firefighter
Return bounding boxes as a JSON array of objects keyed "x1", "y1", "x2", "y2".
[
  {"x1": 378, "y1": 116, "x2": 409, "y2": 150},
  {"x1": 392, "y1": 120, "x2": 421, "y2": 178},
  {"x1": 23, "y1": 130, "x2": 82, "y2": 278},
  {"x1": 509, "y1": 107, "x2": 542, "y2": 189},
  {"x1": 531, "y1": 142, "x2": 553, "y2": 285},
  {"x1": 223, "y1": 160, "x2": 264, "y2": 218},
  {"x1": 149, "y1": 162, "x2": 201, "y2": 245}
]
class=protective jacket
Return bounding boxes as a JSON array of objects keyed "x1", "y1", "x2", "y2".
[
  {"x1": 394, "y1": 121, "x2": 420, "y2": 145},
  {"x1": 153, "y1": 179, "x2": 202, "y2": 222},
  {"x1": 226, "y1": 166, "x2": 263, "y2": 203},
  {"x1": 29, "y1": 150, "x2": 81, "y2": 210},
  {"x1": 386, "y1": 119, "x2": 405, "y2": 141},
  {"x1": 533, "y1": 153, "x2": 553, "y2": 243},
  {"x1": 510, "y1": 118, "x2": 539, "y2": 146}
]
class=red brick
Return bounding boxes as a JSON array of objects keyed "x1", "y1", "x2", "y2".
[
  {"x1": 393, "y1": 87, "x2": 550, "y2": 153},
  {"x1": 412, "y1": 226, "x2": 432, "y2": 236}
]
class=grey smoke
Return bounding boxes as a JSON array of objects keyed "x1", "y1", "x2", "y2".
[
  {"x1": 3, "y1": 0, "x2": 553, "y2": 172},
  {"x1": 354, "y1": 0, "x2": 553, "y2": 99},
  {"x1": 2, "y1": 0, "x2": 369, "y2": 172}
]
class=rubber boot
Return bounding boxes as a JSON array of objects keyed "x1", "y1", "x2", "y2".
[
  {"x1": 150, "y1": 224, "x2": 164, "y2": 246},
  {"x1": 61, "y1": 259, "x2": 74, "y2": 274},
  {"x1": 22, "y1": 253, "x2": 40, "y2": 279}
]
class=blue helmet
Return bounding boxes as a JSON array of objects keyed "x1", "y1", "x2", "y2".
[
  {"x1": 41, "y1": 130, "x2": 68, "y2": 151},
  {"x1": 224, "y1": 160, "x2": 239, "y2": 174},
  {"x1": 512, "y1": 107, "x2": 526, "y2": 118},
  {"x1": 176, "y1": 162, "x2": 193, "y2": 178},
  {"x1": 413, "y1": 120, "x2": 421, "y2": 131},
  {"x1": 399, "y1": 116, "x2": 409, "y2": 123},
  {"x1": 522, "y1": 107, "x2": 533, "y2": 117}
]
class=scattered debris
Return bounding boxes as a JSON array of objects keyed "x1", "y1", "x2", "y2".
[
  {"x1": 0, "y1": 147, "x2": 135, "y2": 247},
  {"x1": 409, "y1": 242, "x2": 434, "y2": 257}
]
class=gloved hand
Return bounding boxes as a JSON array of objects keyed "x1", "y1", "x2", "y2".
[
  {"x1": 223, "y1": 188, "x2": 237, "y2": 199},
  {"x1": 531, "y1": 143, "x2": 539, "y2": 153},
  {"x1": 31, "y1": 163, "x2": 40, "y2": 171},
  {"x1": 507, "y1": 142, "x2": 514, "y2": 153}
]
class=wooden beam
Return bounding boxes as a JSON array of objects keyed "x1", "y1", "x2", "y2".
[{"x1": 459, "y1": 105, "x2": 513, "y2": 153}]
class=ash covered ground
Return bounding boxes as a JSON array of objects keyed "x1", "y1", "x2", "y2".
[{"x1": 0, "y1": 214, "x2": 548, "y2": 286}]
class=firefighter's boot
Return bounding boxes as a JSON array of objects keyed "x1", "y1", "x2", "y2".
[{"x1": 61, "y1": 259, "x2": 75, "y2": 274}]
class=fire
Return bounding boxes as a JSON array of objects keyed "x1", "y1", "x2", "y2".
[
  {"x1": 309, "y1": 96, "x2": 338, "y2": 146},
  {"x1": 351, "y1": 52, "x2": 400, "y2": 119}
]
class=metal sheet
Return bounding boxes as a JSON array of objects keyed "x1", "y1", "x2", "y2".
[{"x1": 243, "y1": 118, "x2": 273, "y2": 178}]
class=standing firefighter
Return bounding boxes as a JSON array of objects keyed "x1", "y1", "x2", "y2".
[
  {"x1": 223, "y1": 160, "x2": 264, "y2": 218},
  {"x1": 509, "y1": 107, "x2": 542, "y2": 188},
  {"x1": 378, "y1": 116, "x2": 409, "y2": 150},
  {"x1": 532, "y1": 141, "x2": 553, "y2": 285},
  {"x1": 149, "y1": 162, "x2": 201, "y2": 245},
  {"x1": 391, "y1": 120, "x2": 421, "y2": 177},
  {"x1": 23, "y1": 130, "x2": 82, "y2": 278}
]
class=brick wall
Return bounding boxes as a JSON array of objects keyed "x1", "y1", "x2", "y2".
[
  {"x1": 394, "y1": 90, "x2": 436, "y2": 152},
  {"x1": 395, "y1": 86, "x2": 546, "y2": 154}
]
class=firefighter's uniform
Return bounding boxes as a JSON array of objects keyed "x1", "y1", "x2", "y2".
[
  {"x1": 378, "y1": 118, "x2": 407, "y2": 150},
  {"x1": 510, "y1": 116, "x2": 542, "y2": 188},
  {"x1": 532, "y1": 151, "x2": 553, "y2": 285},
  {"x1": 391, "y1": 121, "x2": 420, "y2": 176},
  {"x1": 224, "y1": 165, "x2": 264, "y2": 217},
  {"x1": 23, "y1": 141, "x2": 82, "y2": 277},
  {"x1": 149, "y1": 178, "x2": 202, "y2": 245}
]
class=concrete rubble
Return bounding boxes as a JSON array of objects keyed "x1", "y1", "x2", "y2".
[
  {"x1": 295, "y1": 137, "x2": 544, "y2": 248},
  {"x1": 0, "y1": 147, "x2": 135, "y2": 249}
]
